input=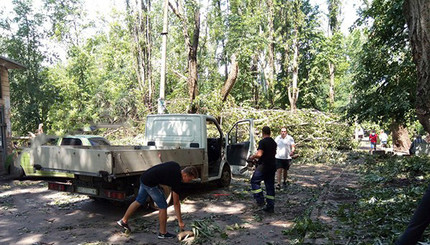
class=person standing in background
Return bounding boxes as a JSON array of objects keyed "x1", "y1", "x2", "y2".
[
  {"x1": 369, "y1": 130, "x2": 378, "y2": 154},
  {"x1": 274, "y1": 127, "x2": 295, "y2": 189},
  {"x1": 379, "y1": 130, "x2": 388, "y2": 148}
]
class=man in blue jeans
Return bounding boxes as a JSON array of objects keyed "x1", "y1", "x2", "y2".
[
  {"x1": 117, "y1": 161, "x2": 198, "y2": 238},
  {"x1": 248, "y1": 126, "x2": 277, "y2": 213}
]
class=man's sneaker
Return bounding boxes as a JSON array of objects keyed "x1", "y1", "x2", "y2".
[
  {"x1": 261, "y1": 206, "x2": 274, "y2": 213},
  {"x1": 283, "y1": 182, "x2": 288, "y2": 188},
  {"x1": 276, "y1": 184, "x2": 281, "y2": 190},
  {"x1": 158, "y1": 232, "x2": 176, "y2": 239},
  {"x1": 117, "y1": 219, "x2": 131, "y2": 232}
]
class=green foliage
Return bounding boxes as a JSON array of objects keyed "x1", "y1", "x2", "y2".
[
  {"x1": 220, "y1": 108, "x2": 354, "y2": 158},
  {"x1": 347, "y1": 0, "x2": 417, "y2": 126},
  {"x1": 43, "y1": 0, "x2": 86, "y2": 44},
  {"x1": 190, "y1": 217, "x2": 223, "y2": 244},
  {"x1": 1, "y1": 0, "x2": 57, "y2": 135},
  {"x1": 333, "y1": 155, "x2": 430, "y2": 243},
  {"x1": 0, "y1": 0, "x2": 406, "y2": 146},
  {"x1": 45, "y1": 20, "x2": 142, "y2": 135},
  {"x1": 282, "y1": 211, "x2": 328, "y2": 243}
]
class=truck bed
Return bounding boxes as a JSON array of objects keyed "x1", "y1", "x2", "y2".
[{"x1": 33, "y1": 145, "x2": 205, "y2": 177}]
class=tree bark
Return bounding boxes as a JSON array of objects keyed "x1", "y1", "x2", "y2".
[
  {"x1": 327, "y1": 0, "x2": 341, "y2": 110},
  {"x1": 266, "y1": 0, "x2": 275, "y2": 106},
  {"x1": 403, "y1": 0, "x2": 430, "y2": 133},
  {"x1": 221, "y1": 54, "x2": 239, "y2": 102},
  {"x1": 126, "y1": 0, "x2": 153, "y2": 111},
  {"x1": 288, "y1": 28, "x2": 299, "y2": 113},
  {"x1": 143, "y1": 0, "x2": 153, "y2": 111},
  {"x1": 390, "y1": 122, "x2": 411, "y2": 153},
  {"x1": 169, "y1": 0, "x2": 200, "y2": 113},
  {"x1": 251, "y1": 55, "x2": 259, "y2": 107},
  {"x1": 328, "y1": 62, "x2": 335, "y2": 106}
]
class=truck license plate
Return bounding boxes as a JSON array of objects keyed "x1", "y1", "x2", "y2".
[{"x1": 76, "y1": 187, "x2": 98, "y2": 195}]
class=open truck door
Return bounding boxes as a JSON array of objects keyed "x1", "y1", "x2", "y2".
[{"x1": 226, "y1": 119, "x2": 255, "y2": 175}]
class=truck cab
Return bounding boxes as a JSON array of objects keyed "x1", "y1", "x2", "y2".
[{"x1": 144, "y1": 114, "x2": 237, "y2": 184}]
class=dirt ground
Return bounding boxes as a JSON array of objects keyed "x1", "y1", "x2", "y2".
[{"x1": 0, "y1": 163, "x2": 359, "y2": 245}]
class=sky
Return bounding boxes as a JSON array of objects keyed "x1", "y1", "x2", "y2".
[
  {"x1": 0, "y1": 0, "x2": 362, "y2": 36},
  {"x1": 0, "y1": 0, "x2": 364, "y2": 62}
]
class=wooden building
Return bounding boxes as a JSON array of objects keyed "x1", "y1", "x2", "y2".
[{"x1": 0, "y1": 56, "x2": 25, "y2": 174}]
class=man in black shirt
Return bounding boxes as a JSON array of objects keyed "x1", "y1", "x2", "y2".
[
  {"x1": 248, "y1": 126, "x2": 277, "y2": 213},
  {"x1": 117, "y1": 161, "x2": 198, "y2": 239}
]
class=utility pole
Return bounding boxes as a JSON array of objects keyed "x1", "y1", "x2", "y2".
[{"x1": 158, "y1": 0, "x2": 169, "y2": 114}]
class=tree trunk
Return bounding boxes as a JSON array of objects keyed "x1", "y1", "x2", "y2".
[
  {"x1": 188, "y1": 8, "x2": 200, "y2": 110},
  {"x1": 214, "y1": 0, "x2": 228, "y2": 79},
  {"x1": 288, "y1": 29, "x2": 299, "y2": 113},
  {"x1": 126, "y1": 0, "x2": 153, "y2": 111},
  {"x1": 390, "y1": 122, "x2": 411, "y2": 153},
  {"x1": 403, "y1": 0, "x2": 430, "y2": 133},
  {"x1": 266, "y1": 0, "x2": 275, "y2": 106},
  {"x1": 143, "y1": 0, "x2": 153, "y2": 111},
  {"x1": 327, "y1": 0, "x2": 341, "y2": 111},
  {"x1": 221, "y1": 54, "x2": 239, "y2": 102},
  {"x1": 251, "y1": 55, "x2": 259, "y2": 107},
  {"x1": 329, "y1": 61, "x2": 335, "y2": 107},
  {"x1": 170, "y1": 0, "x2": 200, "y2": 113}
]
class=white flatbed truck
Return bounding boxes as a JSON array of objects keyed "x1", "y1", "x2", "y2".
[{"x1": 32, "y1": 114, "x2": 255, "y2": 202}]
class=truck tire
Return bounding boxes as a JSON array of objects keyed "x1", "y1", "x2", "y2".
[
  {"x1": 217, "y1": 164, "x2": 231, "y2": 187},
  {"x1": 148, "y1": 185, "x2": 172, "y2": 210}
]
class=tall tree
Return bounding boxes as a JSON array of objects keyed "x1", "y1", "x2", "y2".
[
  {"x1": 266, "y1": 0, "x2": 275, "y2": 106},
  {"x1": 126, "y1": 0, "x2": 154, "y2": 112},
  {"x1": 0, "y1": 0, "x2": 57, "y2": 135},
  {"x1": 287, "y1": 0, "x2": 305, "y2": 113},
  {"x1": 327, "y1": 0, "x2": 341, "y2": 108},
  {"x1": 169, "y1": 0, "x2": 200, "y2": 113},
  {"x1": 43, "y1": 0, "x2": 85, "y2": 47},
  {"x1": 213, "y1": 0, "x2": 267, "y2": 107},
  {"x1": 403, "y1": 0, "x2": 430, "y2": 134},
  {"x1": 348, "y1": 0, "x2": 417, "y2": 152},
  {"x1": 293, "y1": 2, "x2": 327, "y2": 111}
]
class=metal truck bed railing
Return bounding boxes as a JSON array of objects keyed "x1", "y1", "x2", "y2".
[{"x1": 33, "y1": 145, "x2": 205, "y2": 177}]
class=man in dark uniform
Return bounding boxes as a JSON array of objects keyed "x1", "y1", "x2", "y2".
[
  {"x1": 248, "y1": 126, "x2": 277, "y2": 213},
  {"x1": 396, "y1": 184, "x2": 430, "y2": 244},
  {"x1": 117, "y1": 161, "x2": 198, "y2": 238}
]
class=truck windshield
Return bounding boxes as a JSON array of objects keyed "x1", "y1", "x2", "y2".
[{"x1": 61, "y1": 138, "x2": 83, "y2": 146}]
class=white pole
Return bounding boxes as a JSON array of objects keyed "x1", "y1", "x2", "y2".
[{"x1": 158, "y1": 0, "x2": 169, "y2": 114}]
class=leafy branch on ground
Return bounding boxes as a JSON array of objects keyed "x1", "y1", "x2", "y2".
[{"x1": 332, "y1": 155, "x2": 430, "y2": 244}]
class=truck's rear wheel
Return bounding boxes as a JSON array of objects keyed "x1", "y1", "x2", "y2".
[
  {"x1": 217, "y1": 164, "x2": 231, "y2": 187},
  {"x1": 148, "y1": 185, "x2": 172, "y2": 210}
]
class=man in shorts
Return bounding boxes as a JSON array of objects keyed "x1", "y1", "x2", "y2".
[
  {"x1": 275, "y1": 127, "x2": 295, "y2": 189},
  {"x1": 117, "y1": 161, "x2": 198, "y2": 239}
]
